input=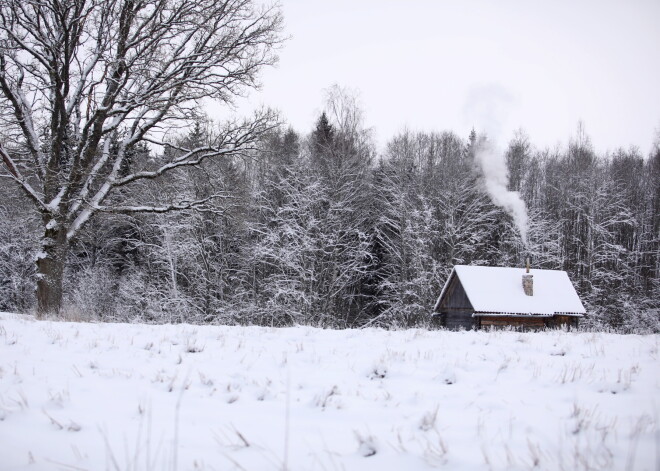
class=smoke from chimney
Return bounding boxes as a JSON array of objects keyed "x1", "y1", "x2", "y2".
[
  {"x1": 463, "y1": 84, "x2": 529, "y2": 246},
  {"x1": 474, "y1": 136, "x2": 529, "y2": 245}
]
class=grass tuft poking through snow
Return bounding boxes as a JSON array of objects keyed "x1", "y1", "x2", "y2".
[{"x1": 0, "y1": 312, "x2": 658, "y2": 470}]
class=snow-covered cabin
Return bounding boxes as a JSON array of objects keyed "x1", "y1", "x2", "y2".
[{"x1": 432, "y1": 265, "x2": 585, "y2": 329}]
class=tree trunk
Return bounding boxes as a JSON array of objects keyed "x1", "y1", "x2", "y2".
[{"x1": 36, "y1": 223, "x2": 68, "y2": 318}]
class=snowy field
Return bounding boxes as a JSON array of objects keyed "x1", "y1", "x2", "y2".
[{"x1": 0, "y1": 313, "x2": 658, "y2": 471}]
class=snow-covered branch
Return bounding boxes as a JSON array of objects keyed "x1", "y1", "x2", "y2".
[
  {"x1": 96, "y1": 195, "x2": 232, "y2": 215},
  {"x1": 0, "y1": 143, "x2": 46, "y2": 210}
]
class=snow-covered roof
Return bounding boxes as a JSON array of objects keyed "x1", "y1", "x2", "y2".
[{"x1": 434, "y1": 265, "x2": 586, "y2": 317}]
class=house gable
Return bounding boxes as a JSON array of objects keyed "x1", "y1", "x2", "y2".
[
  {"x1": 437, "y1": 272, "x2": 473, "y2": 311},
  {"x1": 434, "y1": 272, "x2": 477, "y2": 330}
]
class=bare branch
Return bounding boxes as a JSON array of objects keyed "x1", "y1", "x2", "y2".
[{"x1": 0, "y1": 142, "x2": 47, "y2": 210}]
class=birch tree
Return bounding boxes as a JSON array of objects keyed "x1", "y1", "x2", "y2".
[{"x1": 0, "y1": 0, "x2": 282, "y2": 316}]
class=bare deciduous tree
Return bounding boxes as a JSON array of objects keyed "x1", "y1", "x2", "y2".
[{"x1": 0, "y1": 0, "x2": 282, "y2": 316}]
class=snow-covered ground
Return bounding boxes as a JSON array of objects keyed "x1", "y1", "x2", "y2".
[{"x1": 0, "y1": 313, "x2": 657, "y2": 471}]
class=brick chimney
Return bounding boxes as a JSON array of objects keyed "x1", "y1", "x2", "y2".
[{"x1": 522, "y1": 258, "x2": 533, "y2": 296}]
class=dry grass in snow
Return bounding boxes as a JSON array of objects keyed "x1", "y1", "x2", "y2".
[{"x1": 0, "y1": 312, "x2": 658, "y2": 470}]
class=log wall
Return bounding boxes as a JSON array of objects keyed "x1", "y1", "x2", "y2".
[{"x1": 479, "y1": 316, "x2": 546, "y2": 329}]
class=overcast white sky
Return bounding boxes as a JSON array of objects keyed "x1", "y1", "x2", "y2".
[{"x1": 214, "y1": 0, "x2": 660, "y2": 155}]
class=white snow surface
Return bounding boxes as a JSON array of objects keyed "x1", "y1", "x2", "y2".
[
  {"x1": 0, "y1": 313, "x2": 657, "y2": 470},
  {"x1": 437, "y1": 265, "x2": 586, "y2": 316}
]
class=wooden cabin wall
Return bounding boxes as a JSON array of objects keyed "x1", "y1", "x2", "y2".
[
  {"x1": 438, "y1": 275, "x2": 477, "y2": 330},
  {"x1": 479, "y1": 316, "x2": 545, "y2": 329},
  {"x1": 443, "y1": 310, "x2": 478, "y2": 329},
  {"x1": 546, "y1": 315, "x2": 579, "y2": 329},
  {"x1": 478, "y1": 315, "x2": 580, "y2": 330}
]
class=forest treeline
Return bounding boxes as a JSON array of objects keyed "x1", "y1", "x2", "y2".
[{"x1": 1, "y1": 94, "x2": 658, "y2": 332}]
